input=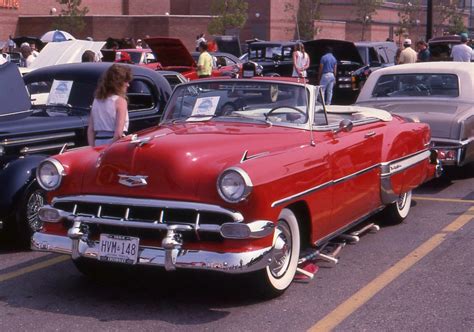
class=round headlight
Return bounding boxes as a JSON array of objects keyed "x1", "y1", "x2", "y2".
[
  {"x1": 36, "y1": 158, "x2": 64, "y2": 191},
  {"x1": 217, "y1": 168, "x2": 253, "y2": 203}
]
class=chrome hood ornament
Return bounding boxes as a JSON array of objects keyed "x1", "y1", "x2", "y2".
[{"x1": 118, "y1": 174, "x2": 148, "y2": 187}]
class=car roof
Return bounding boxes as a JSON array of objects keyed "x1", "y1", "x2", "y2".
[
  {"x1": 355, "y1": 41, "x2": 397, "y2": 48},
  {"x1": 249, "y1": 41, "x2": 297, "y2": 47}
]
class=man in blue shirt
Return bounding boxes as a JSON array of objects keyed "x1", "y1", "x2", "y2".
[{"x1": 317, "y1": 47, "x2": 337, "y2": 105}]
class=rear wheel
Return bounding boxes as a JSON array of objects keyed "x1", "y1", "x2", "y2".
[
  {"x1": 252, "y1": 208, "x2": 300, "y2": 298},
  {"x1": 383, "y1": 191, "x2": 412, "y2": 224}
]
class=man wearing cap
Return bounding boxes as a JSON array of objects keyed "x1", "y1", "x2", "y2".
[
  {"x1": 398, "y1": 38, "x2": 417, "y2": 64},
  {"x1": 451, "y1": 33, "x2": 472, "y2": 62},
  {"x1": 136, "y1": 39, "x2": 143, "y2": 49}
]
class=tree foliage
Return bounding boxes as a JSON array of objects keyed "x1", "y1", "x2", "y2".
[
  {"x1": 285, "y1": 0, "x2": 323, "y2": 41},
  {"x1": 395, "y1": 0, "x2": 422, "y2": 42},
  {"x1": 208, "y1": 0, "x2": 248, "y2": 35},
  {"x1": 354, "y1": 0, "x2": 383, "y2": 41},
  {"x1": 53, "y1": 0, "x2": 89, "y2": 35},
  {"x1": 432, "y1": 1, "x2": 466, "y2": 35}
]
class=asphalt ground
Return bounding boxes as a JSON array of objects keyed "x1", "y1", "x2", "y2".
[{"x1": 0, "y1": 167, "x2": 472, "y2": 331}]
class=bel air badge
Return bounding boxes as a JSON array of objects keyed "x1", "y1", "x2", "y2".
[{"x1": 118, "y1": 174, "x2": 148, "y2": 187}]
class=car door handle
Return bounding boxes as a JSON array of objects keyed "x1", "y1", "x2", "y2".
[{"x1": 365, "y1": 131, "x2": 376, "y2": 138}]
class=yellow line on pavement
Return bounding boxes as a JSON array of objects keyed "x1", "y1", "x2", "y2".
[
  {"x1": 0, "y1": 255, "x2": 69, "y2": 283},
  {"x1": 308, "y1": 205, "x2": 474, "y2": 332},
  {"x1": 413, "y1": 196, "x2": 474, "y2": 204}
]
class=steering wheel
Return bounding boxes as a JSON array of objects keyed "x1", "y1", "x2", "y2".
[
  {"x1": 265, "y1": 106, "x2": 307, "y2": 122},
  {"x1": 219, "y1": 102, "x2": 237, "y2": 116}
]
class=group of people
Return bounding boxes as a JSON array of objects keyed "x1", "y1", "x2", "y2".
[
  {"x1": 291, "y1": 42, "x2": 337, "y2": 105},
  {"x1": 398, "y1": 33, "x2": 473, "y2": 64}
]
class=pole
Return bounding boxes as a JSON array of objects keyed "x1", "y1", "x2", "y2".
[{"x1": 426, "y1": 0, "x2": 433, "y2": 41}]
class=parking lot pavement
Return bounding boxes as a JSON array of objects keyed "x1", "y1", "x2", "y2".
[{"x1": 0, "y1": 171, "x2": 472, "y2": 331}]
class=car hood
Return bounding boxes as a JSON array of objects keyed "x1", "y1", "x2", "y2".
[
  {"x1": 81, "y1": 123, "x2": 307, "y2": 200},
  {"x1": 145, "y1": 37, "x2": 195, "y2": 67},
  {"x1": 214, "y1": 35, "x2": 242, "y2": 57},
  {"x1": 0, "y1": 62, "x2": 32, "y2": 121},
  {"x1": 28, "y1": 40, "x2": 106, "y2": 71},
  {"x1": 304, "y1": 39, "x2": 363, "y2": 64},
  {"x1": 356, "y1": 100, "x2": 472, "y2": 140}
]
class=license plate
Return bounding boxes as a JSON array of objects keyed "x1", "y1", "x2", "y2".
[{"x1": 98, "y1": 234, "x2": 139, "y2": 265}]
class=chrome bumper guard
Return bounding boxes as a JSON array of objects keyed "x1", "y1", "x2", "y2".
[{"x1": 33, "y1": 205, "x2": 275, "y2": 273}]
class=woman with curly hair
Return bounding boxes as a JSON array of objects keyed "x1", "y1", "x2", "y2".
[{"x1": 87, "y1": 64, "x2": 132, "y2": 146}]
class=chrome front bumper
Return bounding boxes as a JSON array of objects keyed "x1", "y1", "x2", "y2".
[{"x1": 31, "y1": 232, "x2": 274, "y2": 274}]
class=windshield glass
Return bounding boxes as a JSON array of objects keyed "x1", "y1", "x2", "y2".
[
  {"x1": 371, "y1": 74, "x2": 459, "y2": 98},
  {"x1": 249, "y1": 46, "x2": 293, "y2": 61},
  {"x1": 162, "y1": 81, "x2": 309, "y2": 126}
]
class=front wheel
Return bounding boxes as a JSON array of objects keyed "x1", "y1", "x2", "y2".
[
  {"x1": 383, "y1": 191, "x2": 412, "y2": 224},
  {"x1": 251, "y1": 208, "x2": 300, "y2": 298},
  {"x1": 15, "y1": 181, "x2": 46, "y2": 247}
]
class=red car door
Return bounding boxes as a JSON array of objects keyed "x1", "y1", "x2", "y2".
[{"x1": 327, "y1": 120, "x2": 386, "y2": 231}]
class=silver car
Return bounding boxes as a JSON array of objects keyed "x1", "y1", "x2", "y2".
[{"x1": 355, "y1": 62, "x2": 474, "y2": 167}]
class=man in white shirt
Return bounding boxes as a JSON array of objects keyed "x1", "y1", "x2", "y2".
[
  {"x1": 398, "y1": 39, "x2": 417, "y2": 64},
  {"x1": 451, "y1": 34, "x2": 472, "y2": 62}
]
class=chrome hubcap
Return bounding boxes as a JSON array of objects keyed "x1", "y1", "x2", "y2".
[
  {"x1": 397, "y1": 192, "x2": 408, "y2": 211},
  {"x1": 26, "y1": 190, "x2": 45, "y2": 232},
  {"x1": 269, "y1": 221, "x2": 292, "y2": 278}
]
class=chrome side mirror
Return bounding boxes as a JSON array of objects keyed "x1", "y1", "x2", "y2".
[{"x1": 333, "y1": 119, "x2": 353, "y2": 134}]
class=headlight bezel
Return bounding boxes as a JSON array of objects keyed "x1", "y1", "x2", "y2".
[
  {"x1": 36, "y1": 158, "x2": 65, "y2": 191},
  {"x1": 217, "y1": 167, "x2": 253, "y2": 203}
]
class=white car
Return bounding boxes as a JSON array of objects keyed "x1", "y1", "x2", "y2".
[{"x1": 355, "y1": 62, "x2": 474, "y2": 168}]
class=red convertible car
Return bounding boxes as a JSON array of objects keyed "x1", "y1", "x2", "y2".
[{"x1": 32, "y1": 78, "x2": 440, "y2": 297}]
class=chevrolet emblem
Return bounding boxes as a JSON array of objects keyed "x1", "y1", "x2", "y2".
[{"x1": 118, "y1": 174, "x2": 148, "y2": 187}]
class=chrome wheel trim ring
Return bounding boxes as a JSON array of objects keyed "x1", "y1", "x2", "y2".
[
  {"x1": 26, "y1": 190, "x2": 45, "y2": 232},
  {"x1": 397, "y1": 192, "x2": 408, "y2": 211},
  {"x1": 268, "y1": 221, "x2": 292, "y2": 278}
]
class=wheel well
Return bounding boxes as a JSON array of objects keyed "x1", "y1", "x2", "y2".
[{"x1": 286, "y1": 201, "x2": 311, "y2": 250}]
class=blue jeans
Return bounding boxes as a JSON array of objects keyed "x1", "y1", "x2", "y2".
[{"x1": 320, "y1": 72, "x2": 335, "y2": 105}]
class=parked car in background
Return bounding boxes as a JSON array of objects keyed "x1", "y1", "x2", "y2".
[
  {"x1": 0, "y1": 62, "x2": 172, "y2": 246},
  {"x1": 145, "y1": 37, "x2": 240, "y2": 80},
  {"x1": 32, "y1": 77, "x2": 439, "y2": 298},
  {"x1": 305, "y1": 39, "x2": 370, "y2": 104},
  {"x1": 113, "y1": 48, "x2": 158, "y2": 68},
  {"x1": 159, "y1": 70, "x2": 188, "y2": 90},
  {"x1": 244, "y1": 40, "x2": 297, "y2": 77},
  {"x1": 355, "y1": 41, "x2": 398, "y2": 70},
  {"x1": 428, "y1": 35, "x2": 462, "y2": 61},
  {"x1": 355, "y1": 62, "x2": 474, "y2": 168}
]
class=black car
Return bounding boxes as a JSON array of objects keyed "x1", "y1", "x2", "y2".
[
  {"x1": 0, "y1": 62, "x2": 172, "y2": 246},
  {"x1": 304, "y1": 39, "x2": 370, "y2": 104},
  {"x1": 244, "y1": 41, "x2": 297, "y2": 77}
]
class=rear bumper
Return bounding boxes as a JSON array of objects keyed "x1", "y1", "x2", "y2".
[{"x1": 31, "y1": 232, "x2": 274, "y2": 274}]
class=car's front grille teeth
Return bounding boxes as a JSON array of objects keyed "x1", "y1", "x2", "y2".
[{"x1": 53, "y1": 201, "x2": 231, "y2": 242}]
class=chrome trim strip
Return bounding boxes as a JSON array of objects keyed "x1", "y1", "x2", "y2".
[
  {"x1": 51, "y1": 195, "x2": 244, "y2": 222},
  {"x1": 333, "y1": 164, "x2": 379, "y2": 184},
  {"x1": 0, "y1": 109, "x2": 31, "y2": 118},
  {"x1": 32, "y1": 232, "x2": 274, "y2": 274},
  {"x1": 1, "y1": 132, "x2": 76, "y2": 146},
  {"x1": 432, "y1": 137, "x2": 473, "y2": 146},
  {"x1": 20, "y1": 142, "x2": 75, "y2": 154},
  {"x1": 272, "y1": 149, "x2": 430, "y2": 208},
  {"x1": 380, "y1": 150, "x2": 430, "y2": 177}
]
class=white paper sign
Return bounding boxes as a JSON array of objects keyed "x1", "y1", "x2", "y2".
[
  {"x1": 191, "y1": 96, "x2": 220, "y2": 116},
  {"x1": 47, "y1": 80, "x2": 73, "y2": 105}
]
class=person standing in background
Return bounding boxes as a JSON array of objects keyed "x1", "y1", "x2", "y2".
[
  {"x1": 398, "y1": 39, "x2": 417, "y2": 64},
  {"x1": 416, "y1": 41, "x2": 430, "y2": 62},
  {"x1": 20, "y1": 43, "x2": 35, "y2": 67},
  {"x1": 317, "y1": 46, "x2": 337, "y2": 105},
  {"x1": 197, "y1": 41, "x2": 212, "y2": 78},
  {"x1": 195, "y1": 33, "x2": 206, "y2": 51},
  {"x1": 87, "y1": 64, "x2": 132, "y2": 146},
  {"x1": 292, "y1": 42, "x2": 310, "y2": 79},
  {"x1": 451, "y1": 33, "x2": 472, "y2": 62}
]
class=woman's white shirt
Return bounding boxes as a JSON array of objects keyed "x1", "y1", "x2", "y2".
[
  {"x1": 292, "y1": 50, "x2": 309, "y2": 77},
  {"x1": 91, "y1": 95, "x2": 129, "y2": 132}
]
